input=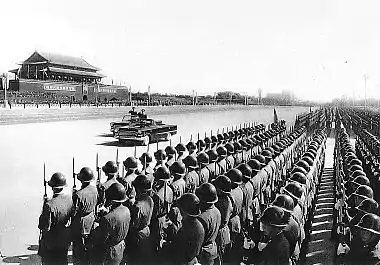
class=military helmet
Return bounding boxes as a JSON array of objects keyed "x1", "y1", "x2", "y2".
[
  {"x1": 78, "y1": 167, "x2": 94, "y2": 182},
  {"x1": 349, "y1": 158, "x2": 363, "y2": 167},
  {"x1": 296, "y1": 160, "x2": 310, "y2": 172},
  {"x1": 236, "y1": 164, "x2": 253, "y2": 179},
  {"x1": 216, "y1": 146, "x2": 227, "y2": 158},
  {"x1": 349, "y1": 164, "x2": 364, "y2": 173},
  {"x1": 247, "y1": 159, "x2": 262, "y2": 173},
  {"x1": 196, "y1": 183, "x2": 218, "y2": 204},
  {"x1": 139, "y1": 152, "x2": 153, "y2": 163},
  {"x1": 261, "y1": 150, "x2": 272, "y2": 161},
  {"x1": 123, "y1": 156, "x2": 138, "y2": 169},
  {"x1": 102, "y1": 161, "x2": 118, "y2": 175},
  {"x1": 211, "y1": 135, "x2": 218, "y2": 143},
  {"x1": 259, "y1": 206, "x2": 288, "y2": 228},
  {"x1": 349, "y1": 170, "x2": 366, "y2": 180},
  {"x1": 186, "y1": 141, "x2": 197, "y2": 151},
  {"x1": 302, "y1": 156, "x2": 314, "y2": 167},
  {"x1": 197, "y1": 152, "x2": 209, "y2": 165},
  {"x1": 272, "y1": 194, "x2": 295, "y2": 213},
  {"x1": 254, "y1": 155, "x2": 266, "y2": 166},
  {"x1": 207, "y1": 149, "x2": 218, "y2": 163},
  {"x1": 291, "y1": 166, "x2": 308, "y2": 176},
  {"x1": 196, "y1": 139, "x2": 206, "y2": 149},
  {"x1": 48, "y1": 172, "x2": 67, "y2": 188},
  {"x1": 105, "y1": 182, "x2": 127, "y2": 203},
  {"x1": 303, "y1": 151, "x2": 315, "y2": 161},
  {"x1": 290, "y1": 172, "x2": 307, "y2": 185},
  {"x1": 356, "y1": 198, "x2": 379, "y2": 215},
  {"x1": 169, "y1": 161, "x2": 186, "y2": 176},
  {"x1": 282, "y1": 182, "x2": 303, "y2": 201},
  {"x1": 228, "y1": 131, "x2": 235, "y2": 139},
  {"x1": 164, "y1": 146, "x2": 176, "y2": 156},
  {"x1": 175, "y1": 143, "x2": 187, "y2": 153},
  {"x1": 355, "y1": 213, "x2": 380, "y2": 235},
  {"x1": 132, "y1": 174, "x2": 152, "y2": 191},
  {"x1": 217, "y1": 134, "x2": 224, "y2": 143},
  {"x1": 153, "y1": 166, "x2": 171, "y2": 180},
  {"x1": 233, "y1": 142, "x2": 242, "y2": 152},
  {"x1": 154, "y1": 149, "x2": 167, "y2": 161},
  {"x1": 178, "y1": 193, "x2": 201, "y2": 217},
  {"x1": 226, "y1": 168, "x2": 243, "y2": 185},
  {"x1": 225, "y1": 143, "x2": 235, "y2": 155},
  {"x1": 352, "y1": 175, "x2": 371, "y2": 187},
  {"x1": 353, "y1": 185, "x2": 374, "y2": 200},
  {"x1": 272, "y1": 144, "x2": 281, "y2": 155},
  {"x1": 239, "y1": 139, "x2": 248, "y2": 150},
  {"x1": 212, "y1": 175, "x2": 232, "y2": 194},
  {"x1": 183, "y1": 155, "x2": 198, "y2": 169},
  {"x1": 204, "y1": 137, "x2": 212, "y2": 145}
]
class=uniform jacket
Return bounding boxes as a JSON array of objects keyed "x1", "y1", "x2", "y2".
[
  {"x1": 199, "y1": 166, "x2": 210, "y2": 185},
  {"x1": 228, "y1": 187, "x2": 244, "y2": 235},
  {"x1": 258, "y1": 232, "x2": 290, "y2": 265},
  {"x1": 129, "y1": 192, "x2": 153, "y2": 243},
  {"x1": 215, "y1": 193, "x2": 233, "y2": 247},
  {"x1": 198, "y1": 205, "x2": 221, "y2": 262},
  {"x1": 184, "y1": 170, "x2": 200, "y2": 193},
  {"x1": 38, "y1": 193, "x2": 73, "y2": 250},
  {"x1": 118, "y1": 171, "x2": 137, "y2": 187},
  {"x1": 97, "y1": 178, "x2": 120, "y2": 206},
  {"x1": 166, "y1": 157, "x2": 176, "y2": 168},
  {"x1": 171, "y1": 177, "x2": 186, "y2": 201},
  {"x1": 240, "y1": 180, "x2": 254, "y2": 226},
  {"x1": 226, "y1": 155, "x2": 235, "y2": 171},
  {"x1": 206, "y1": 163, "x2": 217, "y2": 181}
]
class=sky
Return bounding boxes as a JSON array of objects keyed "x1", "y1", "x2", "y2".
[{"x1": 1, "y1": 0, "x2": 380, "y2": 102}]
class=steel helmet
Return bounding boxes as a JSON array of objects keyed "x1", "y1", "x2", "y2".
[
  {"x1": 290, "y1": 172, "x2": 307, "y2": 185},
  {"x1": 272, "y1": 194, "x2": 295, "y2": 213},
  {"x1": 282, "y1": 182, "x2": 303, "y2": 201},
  {"x1": 228, "y1": 131, "x2": 235, "y2": 140},
  {"x1": 349, "y1": 170, "x2": 366, "y2": 180},
  {"x1": 164, "y1": 146, "x2": 176, "y2": 156},
  {"x1": 207, "y1": 149, "x2": 218, "y2": 163},
  {"x1": 261, "y1": 150, "x2": 272, "y2": 161},
  {"x1": 212, "y1": 175, "x2": 232, "y2": 194},
  {"x1": 239, "y1": 139, "x2": 248, "y2": 150},
  {"x1": 204, "y1": 137, "x2": 212, "y2": 145},
  {"x1": 350, "y1": 158, "x2": 363, "y2": 167},
  {"x1": 272, "y1": 144, "x2": 281, "y2": 155},
  {"x1": 226, "y1": 168, "x2": 243, "y2": 185},
  {"x1": 233, "y1": 142, "x2": 242, "y2": 152},
  {"x1": 102, "y1": 161, "x2": 118, "y2": 174},
  {"x1": 169, "y1": 161, "x2": 186, "y2": 176},
  {"x1": 247, "y1": 159, "x2": 262, "y2": 173},
  {"x1": 211, "y1": 135, "x2": 218, "y2": 143},
  {"x1": 353, "y1": 185, "x2": 374, "y2": 199},
  {"x1": 223, "y1": 132, "x2": 229, "y2": 141},
  {"x1": 254, "y1": 155, "x2": 266, "y2": 166},
  {"x1": 106, "y1": 182, "x2": 127, "y2": 203},
  {"x1": 178, "y1": 193, "x2": 201, "y2": 217},
  {"x1": 186, "y1": 141, "x2": 197, "y2": 151},
  {"x1": 175, "y1": 143, "x2": 187, "y2": 153},
  {"x1": 217, "y1": 134, "x2": 224, "y2": 143},
  {"x1": 355, "y1": 213, "x2": 380, "y2": 235},
  {"x1": 303, "y1": 151, "x2": 315, "y2": 161},
  {"x1": 196, "y1": 183, "x2": 218, "y2": 204},
  {"x1": 196, "y1": 139, "x2": 206, "y2": 149},
  {"x1": 302, "y1": 156, "x2": 314, "y2": 167},
  {"x1": 349, "y1": 164, "x2": 364, "y2": 174},
  {"x1": 139, "y1": 152, "x2": 153, "y2": 163},
  {"x1": 153, "y1": 166, "x2": 171, "y2": 180},
  {"x1": 225, "y1": 143, "x2": 235, "y2": 155},
  {"x1": 48, "y1": 172, "x2": 67, "y2": 188},
  {"x1": 356, "y1": 198, "x2": 379, "y2": 215},
  {"x1": 296, "y1": 160, "x2": 310, "y2": 172},
  {"x1": 154, "y1": 149, "x2": 167, "y2": 161},
  {"x1": 132, "y1": 174, "x2": 152, "y2": 191},
  {"x1": 78, "y1": 167, "x2": 94, "y2": 182},
  {"x1": 352, "y1": 175, "x2": 371, "y2": 187},
  {"x1": 236, "y1": 164, "x2": 253, "y2": 179},
  {"x1": 291, "y1": 166, "x2": 308, "y2": 176},
  {"x1": 123, "y1": 157, "x2": 138, "y2": 169},
  {"x1": 197, "y1": 152, "x2": 209, "y2": 165},
  {"x1": 183, "y1": 155, "x2": 198, "y2": 169},
  {"x1": 216, "y1": 146, "x2": 228, "y2": 158},
  {"x1": 259, "y1": 206, "x2": 288, "y2": 228}
]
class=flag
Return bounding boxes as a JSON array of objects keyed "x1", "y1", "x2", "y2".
[{"x1": 273, "y1": 108, "x2": 278, "y2": 123}]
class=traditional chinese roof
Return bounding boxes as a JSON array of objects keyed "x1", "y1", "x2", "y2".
[
  {"x1": 48, "y1": 66, "x2": 105, "y2": 78},
  {"x1": 22, "y1": 51, "x2": 100, "y2": 71}
]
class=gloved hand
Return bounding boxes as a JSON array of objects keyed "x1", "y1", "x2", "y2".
[{"x1": 337, "y1": 242, "x2": 350, "y2": 255}]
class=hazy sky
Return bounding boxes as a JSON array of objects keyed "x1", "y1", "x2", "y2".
[{"x1": 1, "y1": 0, "x2": 380, "y2": 101}]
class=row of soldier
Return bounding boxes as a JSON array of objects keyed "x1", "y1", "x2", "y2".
[
  {"x1": 38, "y1": 110, "x2": 328, "y2": 265},
  {"x1": 334, "y1": 109, "x2": 380, "y2": 264}
]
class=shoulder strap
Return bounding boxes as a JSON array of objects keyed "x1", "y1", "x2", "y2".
[{"x1": 226, "y1": 193, "x2": 238, "y2": 217}]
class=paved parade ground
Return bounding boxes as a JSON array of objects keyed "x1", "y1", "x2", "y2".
[{"x1": 0, "y1": 105, "x2": 309, "y2": 264}]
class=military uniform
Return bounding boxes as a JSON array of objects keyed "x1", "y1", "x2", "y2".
[
  {"x1": 171, "y1": 177, "x2": 186, "y2": 201},
  {"x1": 226, "y1": 155, "x2": 235, "y2": 171},
  {"x1": 256, "y1": 232, "x2": 290, "y2": 265},
  {"x1": 118, "y1": 171, "x2": 138, "y2": 188},
  {"x1": 90, "y1": 204, "x2": 131, "y2": 265},
  {"x1": 166, "y1": 156, "x2": 176, "y2": 168},
  {"x1": 198, "y1": 205, "x2": 221, "y2": 265},
  {"x1": 72, "y1": 185, "x2": 98, "y2": 265},
  {"x1": 215, "y1": 193, "x2": 233, "y2": 257},
  {"x1": 199, "y1": 166, "x2": 211, "y2": 185},
  {"x1": 185, "y1": 170, "x2": 200, "y2": 193},
  {"x1": 38, "y1": 193, "x2": 73, "y2": 265},
  {"x1": 97, "y1": 178, "x2": 120, "y2": 207},
  {"x1": 206, "y1": 162, "x2": 218, "y2": 181},
  {"x1": 217, "y1": 158, "x2": 227, "y2": 175}
]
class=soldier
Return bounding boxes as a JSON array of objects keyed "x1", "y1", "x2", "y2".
[
  {"x1": 255, "y1": 206, "x2": 290, "y2": 265},
  {"x1": 151, "y1": 166, "x2": 174, "y2": 253},
  {"x1": 129, "y1": 106, "x2": 138, "y2": 116},
  {"x1": 97, "y1": 161, "x2": 120, "y2": 211},
  {"x1": 71, "y1": 167, "x2": 98, "y2": 265},
  {"x1": 183, "y1": 155, "x2": 200, "y2": 193},
  {"x1": 128, "y1": 174, "x2": 154, "y2": 264},
  {"x1": 225, "y1": 142, "x2": 236, "y2": 170},
  {"x1": 247, "y1": 159, "x2": 263, "y2": 230},
  {"x1": 154, "y1": 149, "x2": 167, "y2": 171},
  {"x1": 216, "y1": 146, "x2": 228, "y2": 175},
  {"x1": 119, "y1": 156, "x2": 139, "y2": 187},
  {"x1": 233, "y1": 142, "x2": 244, "y2": 166},
  {"x1": 169, "y1": 161, "x2": 187, "y2": 201},
  {"x1": 38, "y1": 173, "x2": 73, "y2": 265},
  {"x1": 187, "y1": 141, "x2": 198, "y2": 157},
  {"x1": 213, "y1": 175, "x2": 233, "y2": 263},
  {"x1": 139, "y1": 152, "x2": 154, "y2": 181},
  {"x1": 196, "y1": 183, "x2": 221, "y2": 265},
  {"x1": 197, "y1": 139, "x2": 206, "y2": 153},
  {"x1": 162, "y1": 193, "x2": 205, "y2": 264},
  {"x1": 175, "y1": 143, "x2": 187, "y2": 162},
  {"x1": 165, "y1": 145, "x2": 177, "y2": 168},
  {"x1": 226, "y1": 168, "x2": 244, "y2": 261},
  {"x1": 204, "y1": 137, "x2": 212, "y2": 152},
  {"x1": 236, "y1": 164, "x2": 254, "y2": 234},
  {"x1": 207, "y1": 149, "x2": 219, "y2": 181},
  {"x1": 90, "y1": 183, "x2": 131, "y2": 265},
  {"x1": 198, "y1": 152, "x2": 211, "y2": 185}
]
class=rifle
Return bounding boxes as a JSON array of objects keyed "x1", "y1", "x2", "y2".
[
  {"x1": 72, "y1": 157, "x2": 77, "y2": 192},
  {"x1": 43, "y1": 162, "x2": 47, "y2": 201},
  {"x1": 96, "y1": 153, "x2": 101, "y2": 185},
  {"x1": 116, "y1": 148, "x2": 119, "y2": 177},
  {"x1": 38, "y1": 162, "x2": 48, "y2": 256}
]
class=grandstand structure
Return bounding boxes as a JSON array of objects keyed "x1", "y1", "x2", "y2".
[{"x1": 7, "y1": 51, "x2": 129, "y2": 103}]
